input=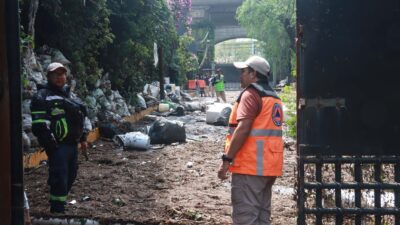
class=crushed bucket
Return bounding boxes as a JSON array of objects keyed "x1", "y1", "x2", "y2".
[{"x1": 114, "y1": 132, "x2": 150, "y2": 150}]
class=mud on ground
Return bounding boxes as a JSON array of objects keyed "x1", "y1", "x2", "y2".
[{"x1": 25, "y1": 91, "x2": 297, "y2": 225}]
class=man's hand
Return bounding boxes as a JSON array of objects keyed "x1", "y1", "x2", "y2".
[
  {"x1": 80, "y1": 141, "x2": 89, "y2": 161},
  {"x1": 217, "y1": 161, "x2": 231, "y2": 180},
  {"x1": 24, "y1": 208, "x2": 31, "y2": 225}
]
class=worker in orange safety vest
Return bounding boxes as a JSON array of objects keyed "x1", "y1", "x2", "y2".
[{"x1": 218, "y1": 56, "x2": 284, "y2": 225}]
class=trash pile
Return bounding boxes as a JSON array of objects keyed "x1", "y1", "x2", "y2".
[
  {"x1": 21, "y1": 46, "x2": 158, "y2": 152},
  {"x1": 21, "y1": 45, "x2": 234, "y2": 153}
]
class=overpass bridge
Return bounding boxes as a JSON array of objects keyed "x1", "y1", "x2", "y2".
[
  {"x1": 191, "y1": 0, "x2": 249, "y2": 89},
  {"x1": 191, "y1": 0, "x2": 248, "y2": 44}
]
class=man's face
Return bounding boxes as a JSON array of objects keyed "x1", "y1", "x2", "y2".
[
  {"x1": 48, "y1": 68, "x2": 67, "y2": 88},
  {"x1": 239, "y1": 67, "x2": 255, "y2": 88}
]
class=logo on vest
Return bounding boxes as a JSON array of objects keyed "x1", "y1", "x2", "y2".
[{"x1": 272, "y1": 103, "x2": 283, "y2": 126}]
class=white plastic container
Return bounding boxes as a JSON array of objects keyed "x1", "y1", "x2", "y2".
[
  {"x1": 158, "y1": 103, "x2": 170, "y2": 112},
  {"x1": 114, "y1": 132, "x2": 150, "y2": 150},
  {"x1": 206, "y1": 103, "x2": 232, "y2": 124}
]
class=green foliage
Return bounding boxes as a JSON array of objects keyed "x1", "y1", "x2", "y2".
[
  {"x1": 172, "y1": 35, "x2": 198, "y2": 83},
  {"x1": 34, "y1": 0, "x2": 114, "y2": 96},
  {"x1": 101, "y1": 0, "x2": 174, "y2": 99},
  {"x1": 20, "y1": 0, "x2": 195, "y2": 99},
  {"x1": 191, "y1": 20, "x2": 215, "y2": 68},
  {"x1": 237, "y1": 0, "x2": 296, "y2": 80},
  {"x1": 280, "y1": 85, "x2": 297, "y2": 138}
]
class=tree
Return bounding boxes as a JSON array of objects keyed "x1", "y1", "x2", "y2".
[
  {"x1": 34, "y1": 0, "x2": 114, "y2": 95},
  {"x1": 237, "y1": 0, "x2": 296, "y2": 82},
  {"x1": 101, "y1": 0, "x2": 179, "y2": 102},
  {"x1": 167, "y1": 0, "x2": 192, "y2": 35}
]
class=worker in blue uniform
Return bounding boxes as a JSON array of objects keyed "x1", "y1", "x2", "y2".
[{"x1": 31, "y1": 62, "x2": 88, "y2": 214}]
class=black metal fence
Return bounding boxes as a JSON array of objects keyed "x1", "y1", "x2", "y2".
[
  {"x1": 297, "y1": 0, "x2": 400, "y2": 224},
  {"x1": 298, "y1": 154, "x2": 400, "y2": 224}
]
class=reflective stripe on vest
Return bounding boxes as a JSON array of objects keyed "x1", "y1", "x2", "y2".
[{"x1": 228, "y1": 127, "x2": 282, "y2": 137}]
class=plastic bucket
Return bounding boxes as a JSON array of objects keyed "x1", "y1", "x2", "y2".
[
  {"x1": 206, "y1": 103, "x2": 232, "y2": 124},
  {"x1": 114, "y1": 132, "x2": 150, "y2": 150},
  {"x1": 158, "y1": 103, "x2": 170, "y2": 112}
]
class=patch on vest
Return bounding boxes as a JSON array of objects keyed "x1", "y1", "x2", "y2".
[{"x1": 272, "y1": 103, "x2": 283, "y2": 126}]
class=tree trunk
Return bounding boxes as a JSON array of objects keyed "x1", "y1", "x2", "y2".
[
  {"x1": 158, "y1": 46, "x2": 165, "y2": 100},
  {"x1": 28, "y1": 0, "x2": 39, "y2": 38}
]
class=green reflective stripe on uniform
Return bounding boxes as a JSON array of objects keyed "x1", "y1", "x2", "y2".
[
  {"x1": 32, "y1": 119, "x2": 48, "y2": 124},
  {"x1": 49, "y1": 194, "x2": 67, "y2": 202},
  {"x1": 256, "y1": 140, "x2": 264, "y2": 176},
  {"x1": 228, "y1": 128, "x2": 282, "y2": 137},
  {"x1": 60, "y1": 118, "x2": 68, "y2": 141},
  {"x1": 51, "y1": 108, "x2": 65, "y2": 116},
  {"x1": 31, "y1": 111, "x2": 46, "y2": 114}
]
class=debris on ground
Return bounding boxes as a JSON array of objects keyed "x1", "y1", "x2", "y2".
[{"x1": 24, "y1": 92, "x2": 298, "y2": 225}]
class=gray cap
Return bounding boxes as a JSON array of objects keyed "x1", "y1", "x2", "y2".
[
  {"x1": 47, "y1": 62, "x2": 67, "y2": 73},
  {"x1": 233, "y1": 56, "x2": 270, "y2": 77}
]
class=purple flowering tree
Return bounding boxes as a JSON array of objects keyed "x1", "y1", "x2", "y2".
[{"x1": 167, "y1": 0, "x2": 192, "y2": 35}]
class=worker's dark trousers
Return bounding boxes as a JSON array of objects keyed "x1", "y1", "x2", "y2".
[{"x1": 47, "y1": 143, "x2": 78, "y2": 213}]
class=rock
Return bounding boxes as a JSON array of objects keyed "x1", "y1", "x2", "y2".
[
  {"x1": 22, "y1": 100, "x2": 31, "y2": 114},
  {"x1": 30, "y1": 71, "x2": 45, "y2": 84},
  {"x1": 84, "y1": 117, "x2": 93, "y2": 131},
  {"x1": 115, "y1": 99, "x2": 130, "y2": 117},
  {"x1": 136, "y1": 93, "x2": 147, "y2": 109},
  {"x1": 27, "y1": 131, "x2": 39, "y2": 148},
  {"x1": 22, "y1": 114, "x2": 32, "y2": 131},
  {"x1": 99, "y1": 95, "x2": 112, "y2": 110},
  {"x1": 22, "y1": 131, "x2": 31, "y2": 152},
  {"x1": 92, "y1": 88, "x2": 105, "y2": 99},
  {"x1": 97, "y1": 110, "x2": 122, "y2": 123},
  {"x1": 52, "y1": 49, "x2": 71, "y2": 65}
]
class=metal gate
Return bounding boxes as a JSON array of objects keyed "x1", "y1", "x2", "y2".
[{"x1": 297, "y1": 0, "x2": 400, "y2": 224}]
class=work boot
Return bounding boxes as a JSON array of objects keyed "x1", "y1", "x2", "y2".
[{"x1": 50, "y1": 200, "x2": 65, "y2": 214}]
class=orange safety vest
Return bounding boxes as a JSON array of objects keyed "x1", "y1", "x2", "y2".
[{"x1": 225, "y1": 82, "x2": 284, "y2": 176}]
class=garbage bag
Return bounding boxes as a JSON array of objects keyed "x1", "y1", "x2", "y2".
[
  {"x1": 206, "y1": 104, "x2": 232, "y2": 126},
  {"x1": 149, "y1": 119, "x2": 186, "y2": 144},
  {"x1": 98, "y1": 122, "x2": 123, "y2": 139},
  {"x1": 214, "y1": 107, "x2": 232, "y2": 126}
]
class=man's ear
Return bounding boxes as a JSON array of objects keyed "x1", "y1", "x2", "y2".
[{"x1": 250, "y1": 70, "x2": 256, "y2": 79}]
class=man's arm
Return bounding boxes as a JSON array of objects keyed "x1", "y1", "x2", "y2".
[
  {"x1": 225, "y1": 118, "x2": 253, "y2": 159},
  {"x1": 30, "y1": 94, "x2": 57, "y2": 154},
  {"x1": 218, "y1": 118, "x2": 253, "y2": 180}
]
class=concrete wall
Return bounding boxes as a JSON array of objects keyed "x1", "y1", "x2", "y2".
[{"x1": 215, "y1": 26, "x2": 248, "y2": 44}]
